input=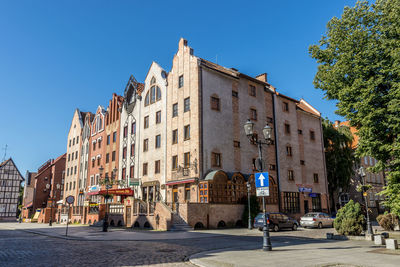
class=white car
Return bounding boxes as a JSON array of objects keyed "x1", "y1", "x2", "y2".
[{"x1": 300, "y1": 212, "x2": 334, "y2": 228}]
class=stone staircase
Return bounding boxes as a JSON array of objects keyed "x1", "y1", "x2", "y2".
[{"x1": 170, "y1": 212, "x2": 192, "y2": 231}]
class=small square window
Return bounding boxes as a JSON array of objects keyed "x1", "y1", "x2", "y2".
[
  {"x1": 155, "y1": 160, "x2": 160, "y2": 174},
  {"x1": 310, "y1": 130, "x2": 315, "y2": 141},
  {"x1": 212, "y1": 152, "x2": 221, "y2": 167},
  {"x1": 300, "y1": 160, "x2": 305, "y2": 165},
  {"x1": 249, "y1": 85, "x2": 256, "y2": 96},
  {"x1": 172, "y1": 155, "x2": 178, "y2": 170},
  {"x1": 184, "y1": 97, "x2": 190, "y2": 112},
  {"x1": 144, "y1": 116, "x2": 149, "y2": 129},
  {"x1": 143, "y1": 163, "x2": 148, "y2": 176},
  {"x1": 250, "y1": 108, "x2": 257, "y2": 121},
  {"x1": 313, "y1": 173, "x2": 319, "y2": 183},
  {"x1": 172, "y1": 129, "x2": 178, "y2": 144},
  {"x1": 172, "y1": 103, "x2": 178, "y2": 117},
  {"x1": 232, "y1": 91, "x2": 238, "y2": 98},
  {"x1": 233, "y1": 141, "x2": 240, "y2": 148},
  {"x1": 155, "y1": 135, "x2": 161, "y2": 148},
  {"x1": 298, "y1": 129, "x2": 303, "y2": 135},
  {"x1": 143, "y1": 139, "x2": 149, "y2": 152},
  {"x1": 269, "y1": 164, "x2": 276, "y2": 170},
  {"x1": 211, "y1": 96, "x2": 220, "y2": 111},
  {"x1": 178, "y1": 75, "x2": 184, "y2": 88},
  {"x1": 283, "y1": 102, "x2": 289, "y2": 112},
  {"x1": 156, "y1": 111, "x2": 161, "y2": 124},
  {"x1": 184, "y1": 125, "x2": 190, "y2": 140},
  {"x1": 285, "y1": 123, "x2": 291, "y2": 134}
]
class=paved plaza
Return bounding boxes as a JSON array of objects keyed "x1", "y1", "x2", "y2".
[{"x1": 1, "y1": 222, "x2": 399, "y2": 267}]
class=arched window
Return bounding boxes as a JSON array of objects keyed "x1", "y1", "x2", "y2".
[
  {"x1": 156, "y1": 86, "x2": 161, "y2": 101},
  {"x1": 151, "y1": 86, "x2": 156, "y2": 103},
  {"x1": 151, "y1": 76, "x2": 156, "y2": 85},
  {"x1": 145, "y1": 86, "x2": 161, "y2": 106}
]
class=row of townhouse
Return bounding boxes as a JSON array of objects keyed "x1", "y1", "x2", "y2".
[{"x1": 59, "y1": 39, "x2": 329, "y2": 229}]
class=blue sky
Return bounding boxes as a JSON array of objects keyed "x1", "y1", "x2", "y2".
[{"x1": 0, "y1": 0, "x2": 357, "y2": 178}]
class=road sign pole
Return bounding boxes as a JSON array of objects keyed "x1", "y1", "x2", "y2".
[
  {"x1": 262, "y1": 196, "x2": 272, "y2": 251},
  {"x1": 65, "y1": 204, "x2": 70, "y2": 237}
]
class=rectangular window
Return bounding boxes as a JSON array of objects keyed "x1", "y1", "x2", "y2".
[
  {"x1": 249, "y1": 85, "x2": 256, "y2": 96},
  {"x1": 155, "y1": 135, "x2": 161, "y2": 148},
  {"x1": 285, "y1": 123, "x2": 291, "y2": 134},
  {"x1": 300, "y1": 160, "x2": 305, "y2": 165},
  {"x1": 172, "y1": 103, "x2": 178, "y2": 117},
  {"x1": 283, "y1": 102, "x2": 289, "y2": 112},
  {"x1": 286, "y1": 145, "x2": 292, "y2": 156},
  {"x1": 310, "y1": 130, "x2": 315, "y2": 141},
  {"x1": 233, "y1": 141, "x2": 240, "y2": 148},
  {"x1": 123, "y1": 126, "x2": 128, "y2": 138},
  {"x1": 313, "y1": 173, "x2": 319, "y2": 183},
  {"x1": 73, "y1": 138, "x2": 75, "y2": 146},
  {"x1": 143, "y1": 163, "x2": 148, "y2": 176},
  {"x1": 211, "y1": 96, "x2": 220, "y2": 111},
  {"x1": 178, "y1": 75, "x2": 184, "y2": 88},
  {"x1": 131, "y1": 122, "x2": 136, "y2": 134},
  {"x1": 130, "y1": 165, "x2": 134, "y2": 178},
  {"x1": 288, "y1": 170, "x2": 294, "y2": 181},
  {"x1": 143, "y1": 139, "x2": 149, "y2": 152},
  {"x1": 250, "y1": 108, "x2": 257, "y2": 121},
  {"x1": 144, "y1": 116, "x2": 149, "y2": 129},
  {"x1": 172, "y1": 155, "x2": 178, "y2": 170},
  {"x1": 92, "y1": 160, "x2": 95, "y2": 168},
  {"x1": 76, "y1": 136, "x2": 79, "y2": 144},
  {"x1": 112, "y1": 151, "x2": 116, "y2": 161},
  {"x1": 185, "y1": 184, "x2": 191, "y2": 201},
  {"x1": 283, "y1": 192, "x2": 300, "y2": 213},
  {"x1": 68, "y1": 154, "x2": 70, "y2": 162},
  {"x1": 113, "y1": 132, "x2": 117, "y2": 142},
  {"x1": 298, "y1": 129, "x2": 303, "y2": 135},
  {"x1": 184, "y1": 97, "x2": 190, "y2": 112},
  {"x1": 312, "y1": 194, "x2": 322, "y2": 212},
  {"x1": 232, "y1": 91, "x2": 238, "y2": 98},
  {"x1": 211, "y1": 152, "x2": 221, "y2": 167},
  {"x1": 93, "y1": 142, "x2": 96, "y2": 151},
  {"x1": 184, "y1": 152, "x2": 190, "y2": 168},
  {"x1": 107, "y1": 135, "x2": 110, "y2": 145},
  {"x1": 269, "y1": 164, "x2": 276, "y2": 170},
  {"x1": 98, "y1": 140, "x2": 101, "y2": 149},
  {"x1": 97, "y1": 157, "x2": 100, "y2": 166},
  {"x1": 156, "y1": 111, "x2": 161, "y2": 124},
  {"x1": 172, "y1": 129, "x2": 178, "y2": 144},
  {"x1": 123, "y1": 147, "x2": 127, "y2": 159},
  {"x1": 155, "y1": 160, "x2": 160, "y2": 174},
  {"x1": 69, "y1": 139, "x2": 71, "y2": 147},
  {"x1": 122, "y1": 168, "x2": 126, "y2": 180},
  {"x1": 130, "y1": 143, "x2": 135, "y2": 157},
  {"x1": 184, "y1": 125, "x2": 190, "y2": 140},
  {"x1": 106, "y1": 153, "x2": 109, "y2": 163}
]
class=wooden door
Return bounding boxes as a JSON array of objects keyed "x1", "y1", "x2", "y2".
[{"x1": 172, "y1": 188, "x2": 178, "y2": 211}]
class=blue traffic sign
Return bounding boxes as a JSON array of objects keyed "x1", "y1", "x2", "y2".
[{"x1": 255, "y1": 172, "x2": 269, "y2": 188}]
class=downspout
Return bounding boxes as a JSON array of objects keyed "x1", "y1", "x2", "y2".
[
  {"x1": 272, "y1": 92, "x2": 282, "y2": 212},
  {"x1": 319, "y1": 117, "x2": 330, "y2": 214},
  {"x1": 198, "y1": 62, "x2": 204, "y2": 204}
]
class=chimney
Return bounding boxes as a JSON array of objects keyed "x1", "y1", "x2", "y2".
[{"x1": 256, "y1": 73, "x2": 268, "y2": 83}]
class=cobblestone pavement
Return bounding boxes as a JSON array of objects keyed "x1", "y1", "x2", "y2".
[{"x1": 0, "y1": 223, "x2": 372, "y2": 267}]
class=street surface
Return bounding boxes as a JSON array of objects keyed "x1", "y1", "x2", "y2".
[{"x1": 0, "y1": 222, "x2": 398, "y2": 267}]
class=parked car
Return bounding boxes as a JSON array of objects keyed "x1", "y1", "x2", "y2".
[
  {"x1": 254, "y1": 212, "x2": 299, "y2": 232},
  {"x1": 300, "y1": 212, "x2": 334, "y2": 228}
]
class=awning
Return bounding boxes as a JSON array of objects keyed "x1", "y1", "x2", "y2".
[
  {"x1": 98, "y1": 188, "x2": 134, "y2": 196},
  {"x1": 166, "y1": 178, "x2": 196, "y2": 186}
]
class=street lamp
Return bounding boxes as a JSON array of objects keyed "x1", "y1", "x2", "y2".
[
  {"x1": 99, "y1": 166, "x2": 118, "y2": 232},
  {"x1": 244, "y1": 119, "x2": 273, "y2": 251},
  {"x1": 247, "y1": 182, "x2": 252, "y2": 230},
  {"x1": 359, "y1": 166, "x2": 373, "y2": 235}
]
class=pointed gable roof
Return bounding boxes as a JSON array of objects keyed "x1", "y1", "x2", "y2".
[{"x1": 0, "y1": 158, "x2": 24, "y2": 181}]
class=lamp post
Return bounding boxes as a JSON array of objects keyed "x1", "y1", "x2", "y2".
[
  {"x1": 244, "y1": 119, "x2": 273, "y2": 251},
  {"x1": 359, "y1": 166, "x2": 373, "y2": 235},
  {"x1": 45, "y1": 183, "x2": 53, "y2": 226},
  {"x1": 247, "y1": 182, "x2": 252, "y2": 230}
]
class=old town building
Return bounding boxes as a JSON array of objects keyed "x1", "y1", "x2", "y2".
[
  {"x1": 0, "y1": 158, "x2": 24, "y2": 221},
  {"x1": 21, "y1": 171, "x2": 37, "y2": 219},
  {"x1": 32, "y1": 154, "x2": 66, "y2": 223}
]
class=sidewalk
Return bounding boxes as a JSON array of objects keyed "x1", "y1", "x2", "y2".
[{"x1": 190, "y1": 239, "x2": 400, "y2": 267}]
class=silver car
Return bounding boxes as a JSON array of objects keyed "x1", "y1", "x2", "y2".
[{"x1": 300, "y1": 212, "x2": 334, "y2": 228}]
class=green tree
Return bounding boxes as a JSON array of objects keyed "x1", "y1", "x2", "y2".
[
  {"x1": 323, "y1": 119, "x2": 355, "y2": 211},
  {"x1": 334, "y1": 200, "x2": 365, "y2": 236},
  {"x1": 242, "y1": 195, "x2": 261, "y2": 228},
  {"x1": 310, "y1": 0, "x2": 400, "y2": 216}
]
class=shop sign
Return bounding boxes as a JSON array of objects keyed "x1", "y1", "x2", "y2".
[
  {"x1": 88, "y1": 185, "x2": 100, "y2": 192},
  {"x1": 129, "y1": 178, "x2": 140, "y2": 186}
]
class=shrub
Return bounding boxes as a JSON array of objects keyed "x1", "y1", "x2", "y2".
[
  {"x1": 334, "y1": 200, "x2": 365, "y2": 236},
  {"x1": 377, "y1": 213, "x2": 399, "y2": 231}
]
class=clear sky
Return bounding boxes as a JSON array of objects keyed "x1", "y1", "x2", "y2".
[{"x1": 0, "y1": 0, "x2": 357, "y2": 178}]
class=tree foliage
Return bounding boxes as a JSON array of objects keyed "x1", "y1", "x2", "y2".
[
  {"x1": 323, "y1": 119, "x2": 355, "y2": 211},
  {"x1": 310, "y1": 0, "x2": 400, "y2": 216},
  {"x1": 334, "y1": 200, "x2": 365, "y2": 236}
]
